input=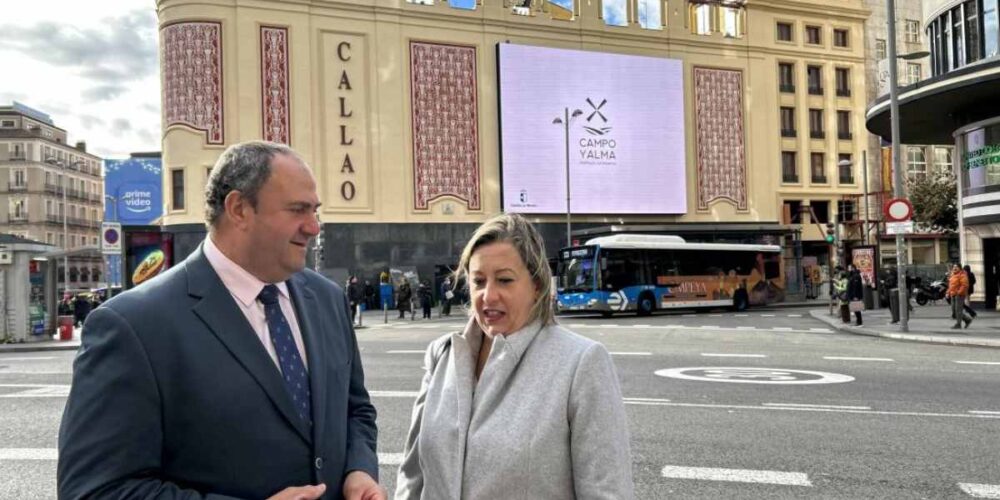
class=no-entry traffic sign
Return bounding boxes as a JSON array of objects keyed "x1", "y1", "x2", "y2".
[{"x1": 883, "y1": 198, "x2": 913, "y2": 222}]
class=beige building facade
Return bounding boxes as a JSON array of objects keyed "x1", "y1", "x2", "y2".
[
  {"x1": 0, "y1": 103, "x2": 105, "y2": 291},
  {"x1": 157, "y1": 0, "x2": 869, "y2": 282}
]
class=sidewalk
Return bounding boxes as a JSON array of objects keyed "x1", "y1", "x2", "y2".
[{"x1": 810, "y1": 304, "x2": 1000, "y2": 349}]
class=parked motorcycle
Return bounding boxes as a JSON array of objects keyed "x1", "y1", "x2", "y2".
[{"x1": 913, "y1": 278, "x2": 947, "y2": 306}]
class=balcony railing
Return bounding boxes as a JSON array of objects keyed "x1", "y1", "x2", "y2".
[
  {"x1": 44, "y1": 183, "x2": 63, "y2": 195},
  {"x1": 782, "y1": 174, "x2": 799, "y2": 183},
  {"x1": 781, "y1": 129, "x2": 796, "y2": 138},
  {"x1": 7, "y1": 183, "x2": 27, "y2": 191},
  {"x1": 9, "y1": 214, "x2": 29, "y2": 223},
  {"x1": 779, "y1": 84, "x2": 795, "y2": 93},
  {"x1": 836, "y1": 88, "x2": 851, "y2": 97},
  {"x1": 839, "y1": 175, "x2": 855, "y2": 184},
  {"x1": 812, "y1": 175, "x2": 828, "y2": 184},
  {"x1": 808, "y1": 86, "x2": 824, "y2": 95},
  {"x1": 838, "y1": 131, "x2": 853, "y2": 140},
  {"x1": 810, "y1": 131, "x2": 825, "y2": 139}
]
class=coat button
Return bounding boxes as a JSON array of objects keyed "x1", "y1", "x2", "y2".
[{"x1": 315, "y1": 457, "x2": 324, "y2": 470}]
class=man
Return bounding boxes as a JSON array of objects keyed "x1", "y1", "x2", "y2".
[
  {"x1": 946, "y1": 262, "x2": 973, "y2": 329},
  {"x1": 58, "y1": 141, "x2": 386, "y2": 500},
  {"x1": 439, "y1": 277, "x2": 452, "y2": 316}
]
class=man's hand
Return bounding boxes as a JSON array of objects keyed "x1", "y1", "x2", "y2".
[
  {"x1": 267, "y1": 483, "x2": 326, "y2": 500},
  {"x1": 343, "y1": 470, "x2": 387, "y2": 500}
]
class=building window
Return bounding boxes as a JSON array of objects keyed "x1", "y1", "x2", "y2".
[
  {"x1": 905, "y1": 19, "x2": 921, "y2": 43},
  {"x1": 777, "y1": 22, "x2": 793, "y2": 41},
  {"x1": 811, "y1": 153, "x2": 827, "y2": 183},
  {"x1": 805, "y1": 25, "x2": 821, "y2": 44},
  {"x1": 838, "y1": 153, "x2": 854, "y2": 184},
  {"x1": 835, "y1": 68, "x2": 850, "y2": 96},
  {"x1": 548, "y1": 0, "x2": 574, "y2": 20},
  {"x1": 720, "y1": 5, "x2": 745, "y2": 38},
  {"x1": 603, "y1": 0, "x2": 628, "y2": 26},
  {"x1": 907, "y1": 146, "x2": 927, "y2": 181},
  {"x1": 985, "y1": 0, "x2": 999, "y2": 59},
  {"x1": 837, "y1": 111, "x2": 851, "y2": 140},
  {"x1": 833, "y1": 28, "x2": 849, "y2": 47},
  {"x1": 782, "y1": 152, "x2": 798, "y2": 183},
  {"x1": 46, "y1": 233, "x2": 53, "y2": 244},
  {"x1": 70, "y1": 235, "x2": 77, "y2": 249},
  {"x1": 933, "y1": 146, "x2": 953, "y2": 173},
  {"x1": 11, "y1": 168, "x2": 27, "y2": 187},
  {"x1": 811, "y1": 200, "x2": 830, "y2": 223},
  {"x1": 10, "y1": 198, "x2": 27, "y2": 220},
  {"x1": 906, "y1": 63, "x2": 921, "y2": 85},
  {"x1": 1, "y1": 119, "x2": 14, "y2": 128},
  {"x1": 953, "y1": 7, "x2": 964, "y2": 68},
  {"x1": 780, "y1": 107, "x2": 796, "y2": 137},
  {"x1": 638, "y1": 0, "x2": 663, "y2": 30},
  {"x1": 809, "y1": 109, "x2": 824, "y2": 139},
  {"x1": 171, "y1": 169, "x2": 185, "y2": 210},
  {"x1": 783, "y1": 199, "x2": 803, "y2": 224},
  {"x1": 779, "y1": 63, "x2": 795, "y2": 92},
  {"x1": 690, "y1": 3, "x2": 714, "y2": 35},
  {"x1": 807, "y1": 65, "x2": 823, "y2": 94},
  {"x1": 966, "y1": 0, "x2": 981, "y2": 63}
]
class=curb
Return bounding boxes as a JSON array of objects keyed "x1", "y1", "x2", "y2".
[
  {"x1": 0, "y1": 342, "x2": 81, "y2": 353},
  {"x1": 808, "y1": 310, "x2": 1000, "y2": 349}
]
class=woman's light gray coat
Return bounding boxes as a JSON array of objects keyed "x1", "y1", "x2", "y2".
[{"x1": 394, "y1": 319, "x2": 634, "y2": 499}]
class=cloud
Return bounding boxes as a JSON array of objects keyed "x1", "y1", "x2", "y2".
[
  {"x1": 79, "y1": 114, "x2": 106, "y2": 130},
  {"x1": 82, "y1": 84, "x2": 128, "y2": 101},
  {"x1": 136, "y1": 128, "x2": 157, "y2": 145},
  {"x1": 0, "y1": 91, "x2": 29, "y2": 104},
  {"x1": 603, "y1": 0, "x2": 627, "y2": 27},
  {"x1": 0, "y1": 9, "x2": 157, "y2": 86},
  {"x1": 111, "y1": 118, "x2": 132, "y2": 137}
]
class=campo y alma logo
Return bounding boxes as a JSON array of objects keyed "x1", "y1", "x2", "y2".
[{"x1": 582, "y1": 98, "x2": 612, "y2": 136}]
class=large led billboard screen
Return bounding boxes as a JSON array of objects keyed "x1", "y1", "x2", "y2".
[{"x1": 498, "y1": 44, "x2": 686, "y2": 214}]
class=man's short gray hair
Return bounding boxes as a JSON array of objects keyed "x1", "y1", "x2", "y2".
[
  {"x1": 204, "y1": 141, "x2": 301, "y2": 227},
  {"x1": 455, "y1": 213, "x2": 555, "y2": 327}
]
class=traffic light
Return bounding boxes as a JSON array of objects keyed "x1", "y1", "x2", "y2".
[{"x1": 825, "y1": 222, "x2": 836, "y2": 244}]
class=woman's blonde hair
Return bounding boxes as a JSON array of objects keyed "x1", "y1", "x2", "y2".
[{"x1": 454, "y1": 213, "x2": 555, "y2": 327}]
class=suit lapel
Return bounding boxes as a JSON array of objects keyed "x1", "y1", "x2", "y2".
[
  {"x1": 287, "y1": 274, "x2": 327, "y2": 447},
  {"x1": 186, "y1": 247, "x2": 312, "y2": 445}
]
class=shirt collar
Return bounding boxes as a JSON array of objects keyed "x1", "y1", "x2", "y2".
[{"x1": 203, "y1": 235, "x2": 290, "y2": 307}]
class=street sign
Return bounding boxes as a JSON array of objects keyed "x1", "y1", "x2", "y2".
[
  {"x1": 886, "y1": 221, "x2": 914, "y2": 235},
  {"x1": 883, "y1": 198, "x2": 913, "y2": 222},
  {"x1": 101, "y1": 222, "x2": 122, "y2": 255}
]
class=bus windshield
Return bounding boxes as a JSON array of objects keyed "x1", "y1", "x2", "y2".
[{"x1": 557, "y1": 246, "x2": 597, "y2": 293}]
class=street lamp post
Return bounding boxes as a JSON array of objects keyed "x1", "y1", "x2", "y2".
[
  {"x1": 104, "y1": 194, "x2": 119, "y2": 299},
  {"x1": 553, "y1": 108, "x2": 583, "y2": 248}
]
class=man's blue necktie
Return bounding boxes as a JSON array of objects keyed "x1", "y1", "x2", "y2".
[{"x1": 258, "y1": 284, "x2": 312, "y2": 426}]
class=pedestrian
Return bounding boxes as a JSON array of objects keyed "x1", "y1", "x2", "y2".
[
  {"x1": 963, "y1": 264, "x2": 978, "y2": 319},
  {"x1": 440, "y1": 277, "x2": 453, "y2": 316},
  {"x1": 364, "y1": 279, "x2": 376, "y2": 310},
  {"x1": 58, "y1": 141, "x2": 384, "y2": 500},
  {"x1": 348, "y1": 275, "x2": 364, "y2": 324},
  {"x1": 947, "y1": 263, "x2": 973, "y2": 329},
  {"x1": 834, "y1": 267, "x2": 850, "y2": 323},
  {"x1": 395, "y1": 213, "x2": 634, "y2": 499},
  {"x1": 418, "y1": 281, "x2": 432, "y2": 319},
  {"x1": 397, "y1": 281, "x2": 412, "y2": 319},
  {"x1": 72, "y1": 293, "x2": 92, "y2": 328},
  {"x1": 847, "y1": 267, "x2": 864, "y2": 326}
]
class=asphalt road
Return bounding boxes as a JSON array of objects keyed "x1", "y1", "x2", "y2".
[{"x1": 2, "y1": 307, "x2": 998, "y2": 499}]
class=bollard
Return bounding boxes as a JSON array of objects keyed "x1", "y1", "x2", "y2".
[
  {"x1": 889, "y1": 288, "x2": 900, "y2": 324},
  {"x1": 356, "y1": 304, "x2": 363, "y2": 328},
  {"x1": 383, "y1": 303, "x2": 388, "y2": 324}
]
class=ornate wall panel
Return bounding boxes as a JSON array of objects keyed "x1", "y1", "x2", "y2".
[
  {"x1": 694, "y1": 67, "x2": 747, "y2": 211},
  {"x1": 410, "y1": 41, "x2": 481, "y2": 211},
  {"x1": 260, "y1": 26, "x2": 290, "y2": 145},
  {"x1": 161, "y1": 22, "x2": 224, "y2": 144}
]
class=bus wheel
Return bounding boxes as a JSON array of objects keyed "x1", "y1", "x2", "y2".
[
  {"x1": 637, "y1": 293, "x2": 655, "y2": 316},
  {"x1": 601, "y1": 311, "x2": 613, "y2": 318},
  {"x1": 732, "y1": 291, "x2": 749, "y2": 312}
]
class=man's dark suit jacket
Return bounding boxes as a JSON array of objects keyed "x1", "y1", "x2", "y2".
[{"x1": 57, "y1": 246, "x2": 379, "y2": 499}]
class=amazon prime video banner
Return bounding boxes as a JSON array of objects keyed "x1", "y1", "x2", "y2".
[
  {"x1": 104, "y1": 157, "x2": 163, "y2": 225},
  {"x1": 498, "y1": 44, "x2": 686, "y2": 214}
]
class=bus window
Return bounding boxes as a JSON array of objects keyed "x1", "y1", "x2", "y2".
[
  {"x1": 647, "y1": 249, "x2": 677, "y2": 285},
  {"x1": 601, "y1": 249, "x2": 643, "y2": 290},
  {"x1": 764, "y1": 253, "x2": 781, "y2": 279},
  {"x1": 559, "y1": 256, "x2": 596, "y2": 292}
]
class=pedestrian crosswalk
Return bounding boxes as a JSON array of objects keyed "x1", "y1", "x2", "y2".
[{"x1": 366, "y1": 321, "x2": 835, "y2": 335}]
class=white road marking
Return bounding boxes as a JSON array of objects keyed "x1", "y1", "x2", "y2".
[
  {"x1": 665, "y1": 325, "x2": 685, "y2": 329},
  {"x1": 682, "y1": 314, "x2": 696, "y2": 317},
  {"x1": 0, "y1": 384, "x2": 68, "y2": 388},
  {"x1": 955, "y1": 361, "x2": 1000, "y2": 366},
  {"x1": 823, "y1": 356, "x2": 895, "y2": 362},
  {"x1": 969, "y1": 411, "x2": 1000, "y2": 415},
  {"x1": 736, "y1": 326, "x2": 758, "y2": 330},
  {"x1": 0, "y1": 448, "x2": 57, "y2": 460},
  {"x1": 611, "y1": 352, "x2": 653, "y2": 356},
  {"x1": 0, "y1": 370, "x2": 70, "y2": 375},
  {"x1": 959, "y1": 483, "x2": 1000, "y2": 498},
  {"x1": 368, "y1": 390, "x2": 420, "y2": 398},
  {"x1": 734, "y1": 314, "x2": 749, "y2": 317},
  {"x1": 625, "y1": 400, "x2": 1000, "y2": 420},
  {"x1": 0, "y1": 356, "x2": 56, "y2": 361},
  {"x1": 763, "y1": 403, "x2": 872, "y2": 410},
  {"x1": 761, "y1": 314, "x2": 776, "y2": 317},
  {"x1": 386, "y1": 350, "x2": 425, "y2": 354},
  {"x1": 624, "y1": 397, "x2": 671, "y2": 403},
  {"x1": 772, "y1": 327, "x2": 793, "y2": 331},
  {"x1": 379, "y1": 453, "x2": 405, "y2": 466},
  {"x1": 0, "y1": 386, "x2": 70, "y2": 398},
  {"x1": 709, "y1": 314, "x2": 722, "y2": 317},
  {"x1": 660, "y1": 465, "x2": 812, "y2": 487},
  {"x1": 701, "y1": 353, "x2": 767, "y2": 358},
  {"x1": 788, "y1": 314, "x2": 803, "y2": 318},
  {"x1": 633, "y1": 325, "x2": 652, "y2": 328},
  {"x1": 700, "y1": 325, "x2": 719, "y2": 329},
  {"x1": 810, "y1": 328, "x2": 833, "y2": 332}
]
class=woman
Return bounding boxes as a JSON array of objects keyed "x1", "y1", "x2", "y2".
[
  {"x1": 847, "y1": 267, "x2": 864, "y2": 326},
  {"x1": 397, "y1": 281, "x2": 412, "y2": 319},
  {"x1": 395, "y1": 213, "x2": 634, "y2": 499},
  {"x1": 963, "y1": 264, "x2": 978, "y2": 319}
]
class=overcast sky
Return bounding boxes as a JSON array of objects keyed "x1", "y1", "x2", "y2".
[{"x1": 0, "y1": 0, "x2": 159, "y2": 159}]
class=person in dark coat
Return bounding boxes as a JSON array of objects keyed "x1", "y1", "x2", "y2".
[
  {"x1": 72, "y1": 294, "x2": 92, "y2": 328},
  {"x1": 847, "y1": 267, "x2": 864, "y2": 326},
  {"x1": 397, "y1": 281, "x2": 412, "y2": 319},
  {"x1": 440, "y1": 277, "x2": 453, "y2": 317},
  {"x1": 347, "y1": 276, "x2": 364, "y2": 324},
  {"x1": 418, "y1": 282, "x2": 432, "y2": 319},
  {"x1": 364, "y1": 280, "x2": 376, "y2": 310},
  {"x1": 963, "y1": 265, "x2": 978, "y2": 318}
]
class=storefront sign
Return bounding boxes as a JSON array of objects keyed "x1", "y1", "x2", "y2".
[{"x1": 963, "y1": 143, "x2": 1000, "y2": 170}]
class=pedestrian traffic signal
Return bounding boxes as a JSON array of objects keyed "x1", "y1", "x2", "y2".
[{"x1": 825, "y1": 222, "x2": 836, "y2": 244}]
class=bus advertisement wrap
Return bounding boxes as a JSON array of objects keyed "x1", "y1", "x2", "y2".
[{"x1": 498, "y1": 44, "x2": 686, "y2": 214}]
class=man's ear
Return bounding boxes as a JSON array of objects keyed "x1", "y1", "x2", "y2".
[{"x1": 224, "y1": 191, "x2": 251, "y2": 229}]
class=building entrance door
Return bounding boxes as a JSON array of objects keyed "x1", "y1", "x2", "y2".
[{"x1": 983, "y1": 238, "x2": 1000, "y2": 310}]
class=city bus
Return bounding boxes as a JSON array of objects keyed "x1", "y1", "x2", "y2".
[{"x1": 555, "y1": 234, "x2": 784, "y2": 316}]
